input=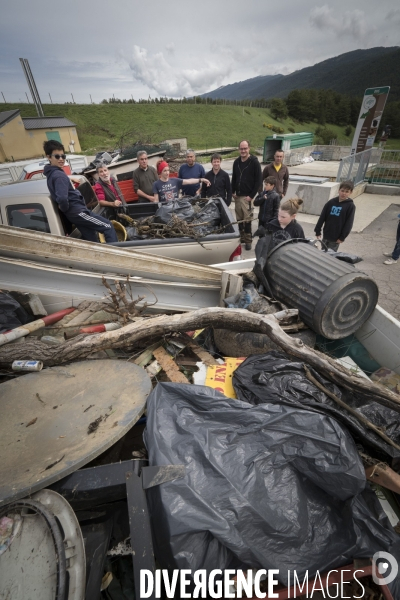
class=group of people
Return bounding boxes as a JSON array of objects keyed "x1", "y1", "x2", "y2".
[{"x1": 43, "y1": 138, "x2": 362, "y2": 259}]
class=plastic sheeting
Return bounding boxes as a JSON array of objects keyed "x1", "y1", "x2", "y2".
[
  {"x1": 192, "y1": 201, "x2": 221, "y2": 237},
  {"x1": 144, "y1": 382, "x2": 400, "y2": 596},
  {"x1": 233, "y1": 352, "x2": 400, "y2": 462},
  {"x1": 154, "y1": 200, "x2": 195, "y2": 224},
  {"x1": 325, "y1": 249, "x2": 363, "y2": 264},
  {"x1": 0, "y1": 292, "x2": 31, "y2": 334}
]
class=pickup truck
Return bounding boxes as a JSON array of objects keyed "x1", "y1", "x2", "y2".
[
  {"x1": 0, "y1": 178, "x2": 240, "y2": 265},
  {"x1": 0, "y1": 155, "x2": 88, "y2": 185}
]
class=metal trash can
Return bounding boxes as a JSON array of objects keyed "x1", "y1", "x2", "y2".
[{"x1": 266, "y1": 240, "x2": 379, "y2": 339}]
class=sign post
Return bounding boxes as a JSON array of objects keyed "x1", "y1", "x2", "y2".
[{"x1": 350, "y1": 86, "x2": 390, "y2": 156}]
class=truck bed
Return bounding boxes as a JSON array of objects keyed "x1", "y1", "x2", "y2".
[{"x1": 105, "y1": 198, "x2": 240, "y2": 265}]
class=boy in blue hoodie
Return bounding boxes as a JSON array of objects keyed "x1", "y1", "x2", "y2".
[{"x1": 43, "y1": 140, "x2": 117, "y2": 243}]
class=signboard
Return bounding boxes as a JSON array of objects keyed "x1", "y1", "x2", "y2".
[
  {"x1": 205, "y1": 358, "x2": 245, "y2": 398},
  {"x1": 350, "y1": 86, "x2": 390, "y2": 156}
]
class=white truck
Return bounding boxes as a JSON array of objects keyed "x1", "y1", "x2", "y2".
[
  {"x1": 0, "y1": 155, "x2": 88, "y2": 186},
  {"x1": 0, "y1": 178, "x2": 240, "y2": 265}
]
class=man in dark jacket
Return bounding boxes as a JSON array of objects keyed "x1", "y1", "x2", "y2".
[
  {"x1": 201, "y1": 153, "x2": 232, "y2": 205},
  {"x1": 231, "y1": 140, "x2": 262, "y2": 250},
  {"x1": 262, "y1": 150, "x2": 289, "y2": 198},
  {"x1": 43, "y1": 140, "x2": 117, "y2": 243},
  {"x1": 254, "y1": 176, "x2": 280, "y2": 228},
  {"x1": 314, "y1": 181, "x2": 356, "y2": 251}
]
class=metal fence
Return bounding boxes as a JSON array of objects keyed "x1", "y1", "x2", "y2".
[
  {"x1": 369, "y1": 150, "x2": 400, "y2": 186},
  {"x1": 336, "y1": 148, "x2": 382, "y2": 186}
]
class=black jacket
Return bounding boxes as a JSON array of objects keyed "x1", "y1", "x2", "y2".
[
  {"x1": 254, "y1": 189, "x2": 280, "y2": 225},
  {"x1": 314, "y1": 197, "x2": 355, "y2": 242},
  {"x1": 231, "y1": 154, "x2": 262, "y2": 198},
  {"x1": 266, "y1": 218, "x2": 305, "y2": 247},
  {"x1": 201, "y1": 168, "x2": 232, "y2": 205},
  {"x1": 43, "y1": 164, "x2": 86, "y2": 216}
]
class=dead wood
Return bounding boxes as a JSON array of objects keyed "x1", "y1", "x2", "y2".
[
  {"x1": 1, "y1": 307, "x2": 400, "y2": 414},
  {"x1": 304, "y1": 366, "x2": 400, "y2": 451}
]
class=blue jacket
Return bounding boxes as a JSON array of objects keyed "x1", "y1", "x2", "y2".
[{"x1": 44, "y1": 164, "x2": 87, "y2": 216}]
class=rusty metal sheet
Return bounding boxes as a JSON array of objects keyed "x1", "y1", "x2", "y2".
[{"x1": 0, "y1": 360, "x2": 151, "y2": 507}]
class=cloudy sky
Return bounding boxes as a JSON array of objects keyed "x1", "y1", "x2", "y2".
[{"x1": 1, "y1": 0, "x2": 399, "y2": 104}]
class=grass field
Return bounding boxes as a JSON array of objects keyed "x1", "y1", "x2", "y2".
[
  {"x1": 2, "y1": 102, "x2": 399, "y2": 153},
  {"x1": 1, "y1": 102, "x2": 358, "y2": 153}
]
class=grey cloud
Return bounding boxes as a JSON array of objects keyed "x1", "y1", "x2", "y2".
[
  {"x1": 127, "y1": 45, "x2": 233, "y2": 97},
  {"x1": 385, "y1": 8, "x2": 400, "y2": 23},
  {"x1": 309, "y1": 5, "x2": 374, "y2": 43}
]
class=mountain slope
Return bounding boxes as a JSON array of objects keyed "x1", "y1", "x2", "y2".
[
  {"x1": 202, "y1": 47, "x2": 400, "y2": 101},
  {"x1": 202, "y1": 74, "x2": 284, "y2": 100}
]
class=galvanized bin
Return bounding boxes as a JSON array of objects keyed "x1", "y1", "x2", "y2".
[{"x1": 266, "y1": 240, "x2": 379, "y2": 339}]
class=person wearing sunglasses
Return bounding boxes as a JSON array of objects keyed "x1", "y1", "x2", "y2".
[{"x1": 43, "y1": 140, "x2": 117, "y2": 243}]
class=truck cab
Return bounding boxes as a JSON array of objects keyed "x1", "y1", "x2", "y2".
[{"x1": 0, "y1": 178, "x2": 77, "y2": 236}]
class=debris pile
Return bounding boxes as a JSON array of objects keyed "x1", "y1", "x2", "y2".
[
  {"x1": 1, "y1": 248, "x2": 400, "y2": 599},
  {"x1": 116, "y1": 197, "x2": 224, "y2": 241}
]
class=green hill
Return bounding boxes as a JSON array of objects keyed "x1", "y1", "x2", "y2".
[
  {"x1": 202, "y1": 47, "x2": 400, "y2": 101},
  {"x1": 0, "y1": 102, "x2": 356, "y2": 153}
]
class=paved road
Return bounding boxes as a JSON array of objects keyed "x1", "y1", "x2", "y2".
[{"x1": 240, "y1": 201, "x2": 400, "y2": 320}]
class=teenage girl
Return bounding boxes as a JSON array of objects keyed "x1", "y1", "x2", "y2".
[{"x1": 266, "y1": 198, "x2": 305, "y2": 246}]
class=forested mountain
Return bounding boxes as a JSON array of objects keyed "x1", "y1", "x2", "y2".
[{"x1": 202, "y1": 47, "x2": 400, "y2": 101}]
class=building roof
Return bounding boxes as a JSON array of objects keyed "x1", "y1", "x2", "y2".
[
  {"x1": 22, "y1": 116, "x2": 76, "y2": 129},
  {"x1": 0, "y1": 109, "x2": 20, "y2": 128}
]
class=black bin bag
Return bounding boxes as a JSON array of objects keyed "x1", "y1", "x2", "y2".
[
  {"x1": 232, "y1": 351, "x2": 400, "y2": 463},
  {"x1": 144, "y1": 382, "x2": 400, "y2": 597}
]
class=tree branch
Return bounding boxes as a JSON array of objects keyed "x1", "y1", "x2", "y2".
[{"x1": 1, "y1": 308, "x2": 399, "y2": 414}]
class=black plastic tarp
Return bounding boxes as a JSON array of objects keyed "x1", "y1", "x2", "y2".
[
  {"x1": 0, "y1": 292, "x2": 32, "y2": 334},
  {"x1": 232, "y1": 351, "x2": 400, "y2": 463},
  {"x1": 144, "y1": 382, "x2": 400, "y2": 596}
]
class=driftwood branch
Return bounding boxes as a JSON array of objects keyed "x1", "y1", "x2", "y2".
[
  {"x1": 304, "y1": 366, "x2": 400, "y2": 451},
  {"x1": 1, "y1": 307, "x2": 400, "y2": 414}
]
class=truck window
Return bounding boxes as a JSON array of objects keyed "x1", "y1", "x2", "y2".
[{"x1": 7, "y1": 204, "x2": 51, "y2": 233}]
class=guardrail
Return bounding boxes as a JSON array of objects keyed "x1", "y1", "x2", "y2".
[
  {"x1": 369, "y1": 150, "x2": 400, "y2": 186},
  {"x1": 336, "y1": 148, "x2": 382, "y2": 186}
]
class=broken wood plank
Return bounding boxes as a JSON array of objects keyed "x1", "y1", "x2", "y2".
[
  {"x1": 219, "y1": 272, "x2": 243, "y2": 307},
  {"x1": 365, "y1": 463, "x2": 400, "y2": 494},
  {"x1": 132, "y1": 342, "x2": 163, "y2": 368},
  {"x1": 152, "y1": 347, "x2": 190, "y2": 384},
  {"x1": 187, "y1": 341, "x2": 219, "y2": 366}
]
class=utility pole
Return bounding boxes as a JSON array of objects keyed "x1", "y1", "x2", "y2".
[
  {"x1": 71, "y1": 93, "x2": 75, "y2": 103},
  {"x1": 90, "y1": 94, "x2": 93, "y2": 104},
  {"x1": 25, "y1": 92, "x2": 30, "y2": 103},
  {"x1": 1, "y1": 92, "x2": 5, "y2": 103},
  {"x1": 49, "y1": 93, "x2": 53, "y2": 103},
  {"x1": 19, "y1": 58, "x2": 44, "y2": 116},
  {"x1": 131, "y1": 94, "x2": 134, "y2": 101}
]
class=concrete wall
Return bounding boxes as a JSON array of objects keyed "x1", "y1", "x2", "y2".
[
  {"x1": 26, "y1": 127, "x2": 82, "y2": 156},
  {"x1": 0, "y1": 116, "x2": 82, "y2": 162},
  {"x1": 0, "y1": 116, "x2": 31, "y2": 161},
  {"x1": 286, "y1": 180, "x2": 340, "y2": 215}
]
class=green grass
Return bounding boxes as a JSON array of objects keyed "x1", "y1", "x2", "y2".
[{"x1": 2, "y1": 102, "x2": 399, "y2": 152}]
